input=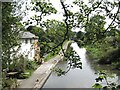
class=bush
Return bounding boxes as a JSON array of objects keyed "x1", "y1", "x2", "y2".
[
  {"x1": 9, "y1": 55, "x2": 25, "y2": 73},
  {"x1": 3, "y1": 55, "x2": 40, "y2": 89},
  {"x1": 26, "y1": 60, "x2": 38, "y2": 70},
  {"x1": 2, "y1": 72, "x2": 17, "y2": 90},
  {"x1": 8, "y1": 55, "x2": 39, "y2": 79},
  {"x1": 98, "y1": 48, "x2": 120, "y2": 64},
  {"x1": 15, "y1": 60, "x2": 39, "y2": 79},
  {"x1": 9, "y1": 55, "x2": 39, "y2": 73}
]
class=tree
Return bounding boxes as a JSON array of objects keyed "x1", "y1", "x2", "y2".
[
  {"x1": 1, "y1": 1, "x2": 26, "y2": 89},
  {"x1": 7, "y1": 0, "x2": 119, "y2": 89},
  {"x1": 27, "y1": 25, "x2": 47, "y2": 57},
  {"x1": 29, "y1": 0, "x2": 120, "y2": 51},
  {"x1": 83, "y1": 15, "x2": 106, "y2": 44},
  {"x1": 2, "y1": 2, "x2": 22, "y2": 70},
  {"x1": 26, "y1": 19, "x2": 74, "y2": 57}
]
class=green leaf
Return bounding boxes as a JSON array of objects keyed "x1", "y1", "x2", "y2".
[{"x1": 92, "y1": 83, "x2": 103, "y2": 88}]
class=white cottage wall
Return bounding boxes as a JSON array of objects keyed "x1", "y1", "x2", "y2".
[{"x1": 19, "y1": 39, "x2": 36, "y2": 60}]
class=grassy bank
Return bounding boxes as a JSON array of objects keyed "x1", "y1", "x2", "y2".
[
  {"x1": 85, "y1": 44, "x2": 120, "y2": 70},
  {"x1": 44, "y1": 40, "x2": 69, "y2": 61}
]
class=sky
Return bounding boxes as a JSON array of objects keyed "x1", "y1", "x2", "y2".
[
  {"x1": 21, "y1": 0, "x2": 85, "y2": 32},
  {"x1": 21, "y1": 0, "x2": 119, "y2": 32}
]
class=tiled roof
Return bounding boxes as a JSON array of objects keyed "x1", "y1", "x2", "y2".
[{"x1": 19, "y1": 31, "x2": 39, "y2": 39}]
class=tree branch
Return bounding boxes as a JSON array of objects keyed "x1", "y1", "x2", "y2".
[
  {"x1": 103, "y1": 1, "x2": 120, "y2": 34},
  {"x1": 46, "y1": 0, "x2": 69, "y2": 54},
  {"x1": 90, "y1": 1, "x2": 120, "y2": 44},
  {"x1": 86, "y1": 0, "x2": 103, "y2": 23}
]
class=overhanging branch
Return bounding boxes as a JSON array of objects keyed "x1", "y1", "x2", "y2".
[
  {"x1": 46, "y1": 0, "x2": 69, "y2": 54},
  {"x1": 103, "y1": 1, "x2": 120, "y2": 34}
]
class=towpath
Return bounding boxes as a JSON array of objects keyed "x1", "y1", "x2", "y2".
[{"x1": 17, "y1": 41, "x2": 71, "y2": 89}]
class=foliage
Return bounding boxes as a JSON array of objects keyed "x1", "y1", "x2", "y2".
[
  {"x1": 44, "y1": 40, "x2": 69, "y2": 62},
  {"x1": 2, "y1": 78, "x2": 17, "y2": 90},
  {"x1": 9, "y1": 55, "x2": 25, "y2": 73},
  {"x1": 98, "y1": 48, "x2": 120, "y2": 64},
  {"x1": 52, "y1": 67, "x2": 66, "y2": 76},
  {"x1": 84, "y1": 15, "x2": 106, "y2": 44},
  {"x1": 52, "y1": 46, "x2": 82, "y2": 76},
  {"x1": 2, "y1": 72, "x2": 17, "y2": 89},
  {"x1": 23, "y1": 0, "x2": 120, "y2": 67},
  {"x1": 93, "y1": 71, "x2": 120, "y2": 90},
  {"x1": 2, "y1": 2, "x2": 22, "y2": 70},
  {"x1": 2, "y1": 0, "x2": 120, "y2": 89},
  {"x1": 1, "y1": 1, "x2": 27, "y2": 89},
  {"x1": 16, "y1": 58, "x2": 39, "y2": 79},
  {"x1": 26, "y1": 60, "x2": 38, "y2": 70},
  {"x1": 26, "y1": 20, "x2": 74, "y2": 57},
  {"x1": 85, "y1": 33, "x2": 120, "y2": 67},
  {"x1": 86, "y1": 42, "x2": 118, "y2": 61},
  {"x1": 18, "y1": 73, "x2": 30, "y2": 79},
  {"x1": 115, "y1": 62, "x2": 120, "y2": 70},
  {"x1": 44, "y1": 46, "x2": 61, "y2": 62},
  {"x1": 2, "y1": 55, "x2": 39, "y2": 87},
  {"x1": 25, "y1": 0, "x2": 57, "y2": 26}
]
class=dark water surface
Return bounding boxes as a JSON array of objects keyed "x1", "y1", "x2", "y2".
[{"x1": 43, "y1": 42, "x2": 120, "y2": 88}]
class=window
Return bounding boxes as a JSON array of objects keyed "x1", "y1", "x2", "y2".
[
  {"x1": 25, "y1": 39, "x2": 28, "y2": 44},
  {"x1": 30, "y1": 39, "x2": 32, "y2": 44}
]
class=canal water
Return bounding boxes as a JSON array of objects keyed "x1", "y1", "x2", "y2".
[{"x1": 43, "y1": 42, "x2": 120, "y2": 88}]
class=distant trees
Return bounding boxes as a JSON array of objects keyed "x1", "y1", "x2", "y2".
[
  {"x1": 27, "y1": 0, "x2": 120, "y2": 52},
  {"x1": 25, "y1": 0, "x2": 120, "y2": 70},
  {"x1": 27, "y1": 19, "x2": 75, "y2": 57},
  {"x1": 2, "y1": 0, "x2": 120, "y2": 89}
]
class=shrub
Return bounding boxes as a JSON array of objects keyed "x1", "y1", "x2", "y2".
[
  {"x1": 9, "y1": 55, "x2": 25, "y2": 73},
  {"x1": 26, "y1": 60, "x2": 37, "y2": 70},
  {"x1": 2, "y1": 72, "x2": 17, "y2": 90}
]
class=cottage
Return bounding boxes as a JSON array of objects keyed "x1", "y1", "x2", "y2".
[{"x1": 18, "y1": 31, "x2": 40, "y2": 62}]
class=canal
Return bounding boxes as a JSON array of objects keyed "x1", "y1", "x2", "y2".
[{"x1": 42, "y1": 42, "x2": 120, "y2": 88}]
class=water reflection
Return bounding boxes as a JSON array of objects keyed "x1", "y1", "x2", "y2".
[{"x1": 43, "y1": 42, "x2": 120, "y2": 88}]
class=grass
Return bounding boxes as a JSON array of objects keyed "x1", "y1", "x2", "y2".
[
  {"x1": 44, "y1": 40, "x2": 69, "y2": 62},
  {"x1": 44, "y1": 53, "x2": 58, "y2": 62},
  {"x1": 19, "y1": 68, "x2": 36, "y2": 79}
]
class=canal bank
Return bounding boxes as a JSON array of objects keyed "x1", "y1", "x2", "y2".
[
  {"x1": 43, "y1": 42, "x2": 120, "y2": 88},
  {"x1": 17, "y1": 41, "x2": 71, "y2": 89}
]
